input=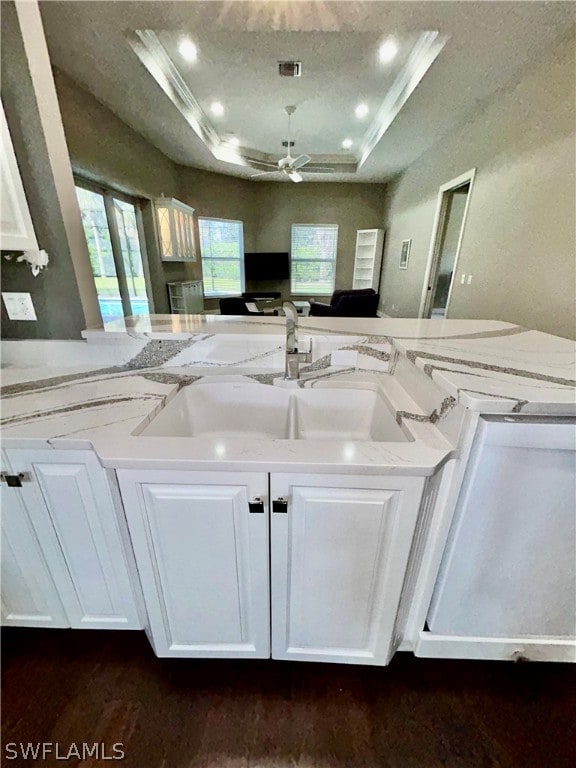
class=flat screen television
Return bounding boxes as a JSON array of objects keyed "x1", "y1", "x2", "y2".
[{"x1": 244, "y1": 252, "x2": 290, "y2": 281}]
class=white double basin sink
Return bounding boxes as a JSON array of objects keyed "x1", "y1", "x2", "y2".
[{"x1": 139, "y1": 381, "x2": 412, "y2": 443}]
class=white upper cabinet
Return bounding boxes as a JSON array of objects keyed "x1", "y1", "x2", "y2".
[
  {"x1": 0, "y1": 100, "x2": 39, "y2": 252},
  {"x1": 352, "y1": 229, "x2": 384, "y2": 291},
  {"x1": 1, "y1": 449, "x2": 143, "y2": 630},
  {"x1": 270, "y1": 473, "x2": 425, "y2": 665},
  {"x1": 117, "y1": 470, "x2": 270, "y2": 658},
  {"x1": 154, "y1": 198, "x2": 197, "y2": 261}
]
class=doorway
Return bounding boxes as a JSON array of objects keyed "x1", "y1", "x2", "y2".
[
  {"x1": 75, "y1": 180, "x2": 153, "y2": 321},
  {"x1": 419, "y1": 169, "x2": 475, "y2": 319}
]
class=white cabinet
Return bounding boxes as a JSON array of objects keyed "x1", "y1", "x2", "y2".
[
  {"x1": 1, "y1": 449, "x2": 142, "y2": 630},
  {"x1": 155, "y1": 198, "x2": 197, "y2": 261},
  {"x1": 0, "y1": 100, "x2": 39, "y2": 251},
  {"x1": 352, "y1": 229, "x2": 384, "y2": 291},
  {"x1": 167, "y1": 280, "x2": 204, "y2": 314},
  {"x1": 419, "y1": 417, "x2": 576, "y2": 663},
  {"x1": 270, "y1": 474, "x2": 425, "y2": 665},
  {"x1": 118, "y1": 470, "x2": 425, "y2": 664},
  {"x1": 117, "y1": 470, "x2": 270, "y2": 658},
  {"x1": 0, "y1": 473, "x2": 68, "y2": 628}
]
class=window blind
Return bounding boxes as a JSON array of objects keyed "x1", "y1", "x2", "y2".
[
  {"x1": 290, "y1": 224, "x2": 338, "y2": 295},
  {"x1": 198, "y1": 218, "x2": 245, "y2": 297}
]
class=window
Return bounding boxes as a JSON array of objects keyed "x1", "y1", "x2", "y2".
[
  {"x1": 75, "y1": 181, "x2": 151, "y2": 321},
  {"x1": 198, "y1": 217, "x2": 244, "y2": 297},
  {"x1": 290, "y1": 224, "x2": 338, "y2": 295}
]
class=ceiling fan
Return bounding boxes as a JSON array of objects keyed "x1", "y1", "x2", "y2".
[{"x1": 251, "y1": 106, "x2": 335, "y2": 183}]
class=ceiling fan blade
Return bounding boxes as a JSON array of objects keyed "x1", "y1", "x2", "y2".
[
  {"x1": 288, "y1": 171, "x2": 303, "y2": 183},
  {"x1": 291, "y1": 154, "x2": 311, "y2": 170},
  {"x1": 250, "y1": 161, "x2": 281, "y2": 169}
]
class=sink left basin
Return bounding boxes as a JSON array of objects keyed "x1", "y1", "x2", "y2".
[{"x1": 139, "y1": 382, "x2": 291, "y2": 439}]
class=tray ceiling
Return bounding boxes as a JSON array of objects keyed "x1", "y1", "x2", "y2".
[{"x1": 39, "y1": 1, "x2": 574, "y2": 183}]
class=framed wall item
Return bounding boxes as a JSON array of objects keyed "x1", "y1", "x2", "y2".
[{"x1": 400, "y1": 239, "x2": 411, "y2": 269}]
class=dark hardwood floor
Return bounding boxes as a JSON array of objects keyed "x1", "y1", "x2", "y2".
[{"x1": 2, "y1": 629, "x2": 575, "y2": 768}]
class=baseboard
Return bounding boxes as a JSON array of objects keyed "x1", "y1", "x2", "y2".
[{"x1": 377, "y1": 310, "x2": 391, "y2": 318}]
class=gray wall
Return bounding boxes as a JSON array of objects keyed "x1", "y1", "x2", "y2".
[
  {"x1": 1, "y1": 3, "x2": 86, "y2": 340},
  {"x1": 54, "y1": 69, "x2": 190, "y2": 314},
  {"x1": 41, "y1": 72, "x2": 387, "y2": 314},
  {"x1": 379, "y1": 29, "x2": 576, "y2": 339},
  {"x1": 251, "y1": 182, "x2": 386, "y2": 300},
  {"x1": 55, "y1": 71, "x2": 262, "y2": 314}
]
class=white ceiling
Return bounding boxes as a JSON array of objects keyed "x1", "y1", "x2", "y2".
[{"x1": 40, "y1": 1, "x2": 574, "y2": 183}]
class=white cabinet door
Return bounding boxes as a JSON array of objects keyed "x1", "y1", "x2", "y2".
[
  {"x1": 4, "y1": 449, "x2": 142, "y2": 630},
  {"x1": 1, "y1": 456, "x2": 68, "y2": 628},
  {"x1": 0, "y1": 101, "x2": 39, "y2": 251},
  {"x1": 421, "y1": 417, "x2": 576, "y2": 663},
  {"x1": 270, "y1": 473, "x2": 425, "y2": 665},
  {"x1": 117, "y1": 470, "x2": 270, "y2": 658}
]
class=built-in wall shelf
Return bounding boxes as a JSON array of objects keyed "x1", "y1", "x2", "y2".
[{"x1": 352, "y1": 229, "x2": 384, "y2": 292}]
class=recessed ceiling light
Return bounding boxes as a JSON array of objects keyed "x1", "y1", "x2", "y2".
[
  {"x1": 379, "y1": 38, "x2": 398, "y2": 64},
  {"x1": 210, "y1": 101, "x2": 225, "y2": 117},
  {"x1": 227, "y1": 136, "x2": 240, "y2": 147},
  {"x1": 355, "y1": 103, "x2": 369, "y2": 119},
  {"x1": 178, "y1": 37, "x2": 197, "y2": 62},
  {"x1": 341, "y1": 138, "x2": 353, "y2": 149}
]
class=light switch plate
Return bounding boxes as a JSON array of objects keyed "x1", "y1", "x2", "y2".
[{"x1": 2, "y1": 292, "x2": 37, "y2": 321}]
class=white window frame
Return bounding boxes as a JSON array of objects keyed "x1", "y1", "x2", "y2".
[
  {"x1": 290, "y1": 223, "x2": 339, "y2": 296},
  {"x1": 198, "y1": 217, "x2": 245, "y2": 298}
]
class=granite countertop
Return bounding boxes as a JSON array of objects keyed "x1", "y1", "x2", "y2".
[{"x1": 1, "y1": 317, "x2": 574, "y2": 474}]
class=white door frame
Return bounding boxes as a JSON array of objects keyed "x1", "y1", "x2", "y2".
[{"x1": 418, "y1": 168, "x2": 476, "y2": 319}]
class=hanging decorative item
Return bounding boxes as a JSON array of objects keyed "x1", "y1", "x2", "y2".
[
  {"x1": 154, "y1": 197, "x2": 197, "y2": 262},
  {"x1": 3, "y1": 249, "x2": 49, "y2": 276}
]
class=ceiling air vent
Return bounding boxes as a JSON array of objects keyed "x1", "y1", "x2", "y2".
[{"x1": 278, "y1": 61, "x2": 302, "y2": 77}]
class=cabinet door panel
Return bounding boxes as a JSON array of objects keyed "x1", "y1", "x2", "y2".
[
  {"x1": 6, "y1": 450, "x2": 142, "y2": 629},
  {"x1": 271, "y1": 474, "x2": 424, "y2": 665},
  {"x1": 118, "y1": 470, "x2": 269, "y2": 658},
  {"x1": 1, "y1": 484, "x2": 68, "y2": 627},
  {"x1": 427, "y1": 418, "x2": 576, "y2": 640}
]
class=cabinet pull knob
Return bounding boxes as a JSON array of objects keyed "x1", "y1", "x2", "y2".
[
  {"x1": 0, "y1": 473, "x2": 29, "y2": 488},
  {"x1": 272, "y1": 497, "x2": 288, "y2": 513},
  {"x1": 248, "y1": 497, "x2": 265, "y2": 514}
]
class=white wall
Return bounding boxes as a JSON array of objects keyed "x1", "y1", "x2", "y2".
[{"x1": 379, "y1": 29, "x2": 575, "y2": 339}]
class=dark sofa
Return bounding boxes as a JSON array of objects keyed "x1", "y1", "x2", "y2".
[{"x1": 309, "y1": 288, "x2": 380, "y2": 317}]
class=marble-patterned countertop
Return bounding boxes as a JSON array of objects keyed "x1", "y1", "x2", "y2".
[
  {"x1": 80, "y1": 315, "x2": 576, "y2": 414},
  {"x1": 1, "y1": 317, "x2": 574, "y2": 473}
]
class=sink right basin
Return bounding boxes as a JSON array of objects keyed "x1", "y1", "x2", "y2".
[{"x1": 294, "y1": 388, "x2": 410, "y2": 442}]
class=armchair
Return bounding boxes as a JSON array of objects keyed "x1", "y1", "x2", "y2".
[
  {"x1": 309, "y1": 288, "x2": 379, "y2": 318},
  {"x1": 219, "y1": 297, "x2": 264, "y2": 315}
]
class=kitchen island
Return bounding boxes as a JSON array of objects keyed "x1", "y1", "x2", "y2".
[{"x1": 1, "y1": 317, "x2": 574, "y2": 663}]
